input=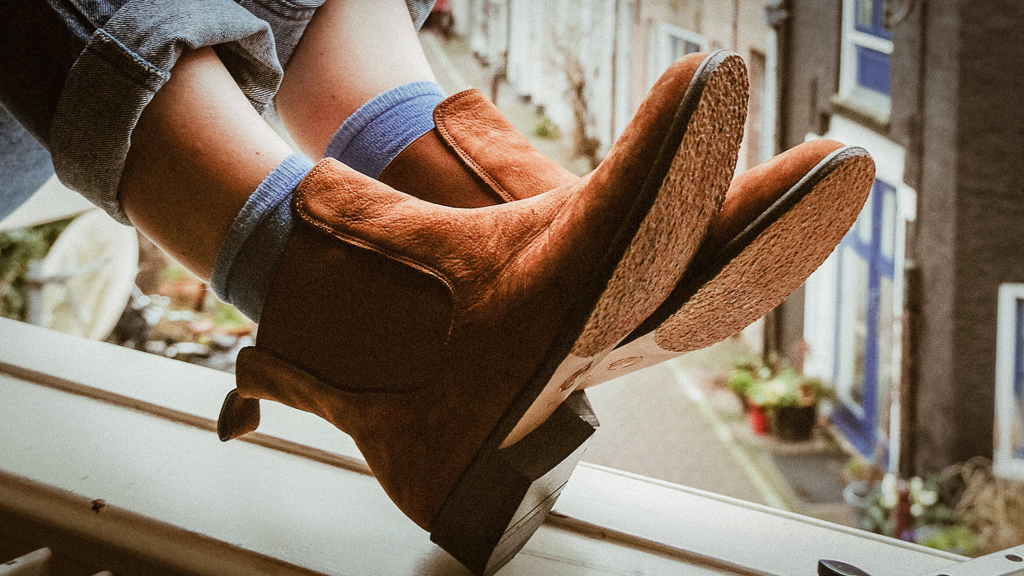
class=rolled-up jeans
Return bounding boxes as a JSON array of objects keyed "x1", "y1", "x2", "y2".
[{"x1": 0, "y1": 0, "x2": 434, "y2": 224}]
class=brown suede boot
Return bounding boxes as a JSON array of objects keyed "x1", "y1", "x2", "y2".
[
  {"x1": 593, "y1": 139, "x2": 874, "y2": 381},
  {"x1": 378, "y1": 53, "x2": 874, "y2": 388},
  {"x1": 218, "y1": 50, "x2": 748, "y2": 576}
]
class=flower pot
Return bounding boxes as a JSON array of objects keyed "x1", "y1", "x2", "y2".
[
  {"x1": 747, "y1": 404, "x2": 771, "y2": 435},
  {"x1": 770, "y1": 404, "x2": 817, "y2": 441}
]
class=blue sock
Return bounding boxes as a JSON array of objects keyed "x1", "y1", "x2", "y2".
[
  {"x1": 324, "y1": 81, "x2": 446, "y2": 178},
  {"x1": 210, "y1": 153, "x2": 314, "y2": 322}
]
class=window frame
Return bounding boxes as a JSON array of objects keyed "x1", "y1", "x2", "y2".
[
  {"x1": 0, "y1": 316, "x2": 970, "y2": 575},
  {"x1": 801, "y1": 117, "x2": 914, "y2": 465},
  {"x1": 647, "y1": 22, "x2": 707, "y2": 91},
  {"x1": 830, "y1": 179, "x2": 898, "y2": 456},
  {"x1": 995, "y1": 283, "x2": 1024, "y2": 481},
  {"x1": 840, "y1": 0, "x2": 894, "y2": 113}
]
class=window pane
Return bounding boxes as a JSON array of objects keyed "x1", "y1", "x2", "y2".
[
  {"x1": 856, "y1": 0, "x2": 874, "y2": 30},
  {"x1": 855, "y1": 192, "x2": 873, "y2": 245},
  {"x1": 876, "y1": 276, "x2": 895, "y2": 423},
  {"x1": 669, "y1": 36, "x2": 685, "y2": 61},
  {"x1": 856, "y1": 46, "x2": 892, "y2": 96},
  {"x1": 839, "y1": 247, "x2": 869, "y2": 407},
  {"x1": 854, "y1": 0, "x2": 892, "y2": 39},
  {"x1": 880, "y1": 185, "x2": 897, "y2": 260},
  {"x1": 1014, "y1": 299, "x2": 1024, "y2": 458},
  {"x1": 669, "y1": 35, "x2": 701, "y2": 62}
]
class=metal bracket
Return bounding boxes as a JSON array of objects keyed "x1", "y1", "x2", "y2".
[{"x1": 820, "y1": 545, "x2": 1024, "y2": 576}]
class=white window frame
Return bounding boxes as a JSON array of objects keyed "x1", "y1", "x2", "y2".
[
  {"x1": 647, "y1": 23, "x2": 707, "y2": 91},
  {"x1": 995, "y1": 283, "x2": 1024, "y2": 481},
  {"x1": 840, "y1": 0, "x2": 894, "y2": 114},
  {"x1": 0, "y1": 316, "x2": 970, "y2": 575}
]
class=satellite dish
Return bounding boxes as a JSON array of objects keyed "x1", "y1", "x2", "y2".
[{"x1": 33, "y1": 209, "x2": 139, "y2": 340}]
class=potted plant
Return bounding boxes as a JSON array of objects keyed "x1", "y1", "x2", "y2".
[
  {"x1": 729, "y1": 357, "x2": 835, "y2": 441},
  {"x1": 844, "y1": 472, "x2": 977, "y2": 554},
  {"x1": 726, "y1": 358, "x2": 758, "y2": 411},
  {"x1": 727, "y1": 357, "x2": 774, "y2": 434},
  {"x1": 761, "y1": 368, "x2": 833, "y2": 441}
]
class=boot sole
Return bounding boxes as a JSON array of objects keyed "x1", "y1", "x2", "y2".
[
  {"x1": 429, "y1": 51, "x2": 747, "y2": 575},
  {"x1": 588, "y1": 146, "x2": 875, "y2": 382},
  {"x1": 429, "y1": 391, "x2": 598, "y2": 575}
]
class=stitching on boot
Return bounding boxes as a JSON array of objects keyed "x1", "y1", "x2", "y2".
[{"x1": 434, "y1": 90, "x2": 517, "y2": 203}]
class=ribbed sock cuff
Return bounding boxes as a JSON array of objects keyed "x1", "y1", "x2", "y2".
[
  {"x1": 324, "y1": 81, "x2": 446, "y2": 178},
  {"x1": 211, "y1": 153, "x2": 314, "y2": 322}
]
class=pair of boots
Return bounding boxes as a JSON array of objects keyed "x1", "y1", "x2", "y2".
[{"x1": 218, "y1": 51, "x2": 874, "y2": 575}]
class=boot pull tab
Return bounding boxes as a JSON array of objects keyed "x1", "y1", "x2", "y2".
[{"x1": 217, "y1": 389, "x2": 261, "y2": 441}]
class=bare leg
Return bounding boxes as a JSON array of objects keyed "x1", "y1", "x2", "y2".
[
  {"x1": 119, "y1": 47, "x2": 293, "y2": 280},
  {"x1": 275, "y1": 0, "x2": 436, "y2": 158}
]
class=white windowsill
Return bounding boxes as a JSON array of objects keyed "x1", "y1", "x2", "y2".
[{"x1": 0, "y1": 317, "x2": 967, "y2": 575}]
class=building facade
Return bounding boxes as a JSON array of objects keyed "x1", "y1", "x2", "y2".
[
  {"x1": 452, "y1": 0, "x2": 771, "y2": 174},
  {"x1": 775, "y1": 0, "x2": 1024, "y2": 476},
  {"x1": 447, "y1": 0, "x2": 1024, "y2": 478}
]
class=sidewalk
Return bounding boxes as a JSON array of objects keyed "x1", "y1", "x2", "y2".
[{"x1": 419, "y1": 29, "x2": 857, "y2": 526}]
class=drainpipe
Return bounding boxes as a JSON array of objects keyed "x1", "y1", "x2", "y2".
[{"x1": 892, "y1": 0, "x2": 926, "y2": 479}]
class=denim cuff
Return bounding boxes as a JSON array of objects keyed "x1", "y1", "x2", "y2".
[
  {"x1": 49, "y1": 0, "x2": 283, "y2": 225},
  {"x1": 45, "y1": 0, "x2": 436, "y2": 225}
]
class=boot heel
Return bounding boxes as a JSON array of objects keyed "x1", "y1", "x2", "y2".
[{"x1": 429, "y1": 391, "x2": 598, "y2": 575}]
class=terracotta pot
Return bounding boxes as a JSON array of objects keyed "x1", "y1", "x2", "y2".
[
  {"x1": 747, "y1": 404, "x2": 771, "y2": 435},
  {"x1": 770, "y1": 404, "x2": 817, "y2": 442}
]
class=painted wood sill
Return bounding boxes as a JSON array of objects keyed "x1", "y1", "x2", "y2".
[{"x1": 0, "y1": 317, "x2": 966, "y2": 575}]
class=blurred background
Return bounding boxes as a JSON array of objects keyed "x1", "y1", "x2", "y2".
[{"x1": 2, "y1": 0, "x2": 1022, "y2": 559}]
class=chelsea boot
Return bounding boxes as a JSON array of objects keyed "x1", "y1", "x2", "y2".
[
  {"x1": 378, "y1": 52, "x2": 874, "y2": 388},
  {"x1": 218, "y1": 50, "x2": 747, "y2": 576}
]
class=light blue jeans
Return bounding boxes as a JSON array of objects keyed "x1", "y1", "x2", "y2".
[{"x1": 0, "y1": 0, "x2": 435, "y2": 224}]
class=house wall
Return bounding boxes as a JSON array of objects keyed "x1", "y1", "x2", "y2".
[
  {"x1": 488, "y1": 0, "x2": 624, "y2": 159},
  {"x1": 884, "y1": 0, "x2": 1024, "y2": 473},
  {"x1": 632, "y1": 0, "x2": 770, "y2": 173},
  {"x1": 917, "y1": 0, "x2": 1024, "y2": 471},
  {"x1": 776, "y1": 0, "x2": 841, "y2": 151},
  {"x1": 780, "y1": 0, "x2": 1024, "y2": 473},
  {"x1": 773, "y1": 0, "x2": 843, "y2": 399},
  {"x1": 458, "y1": 0, "x2": 770, "y2": 171}
]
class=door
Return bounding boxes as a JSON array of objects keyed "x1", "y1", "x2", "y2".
[{"x1": 831, "y1": 179, "x2": 898, "y2": 457}]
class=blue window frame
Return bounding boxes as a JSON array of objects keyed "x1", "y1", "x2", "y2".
[
  {"x1": 843, "y1": 0, "x2": 893, "y2": 101},
  {"x1": 831, "y1": 180, "x2": 897, "y2": 457}
]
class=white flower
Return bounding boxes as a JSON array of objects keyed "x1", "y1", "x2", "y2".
[
  {"x1": 909, "y1": 477, "x2": 924, "y2": 495},
  {"x1": 906, "y1": 476, "x2": 938, "y2": 508},
  {"x1": 911, "y1": 503, "x2": 925, "y2": 517},
  {"x1": 916, "y1": 490, "x2": 938, "y2": 507},
  {"x1": 880, "y1": 474, "x2": 898, "y2": 508}
]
